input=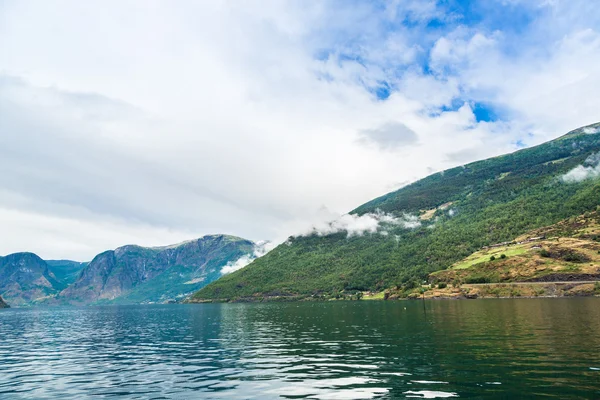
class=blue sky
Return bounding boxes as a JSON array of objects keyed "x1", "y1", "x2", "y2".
[
  {"x1": 310, "y1": 0, "x2": 596, "y2": 122},
  {"x1": 0, "y1": 0, "x2": 599, "y2": 259}
]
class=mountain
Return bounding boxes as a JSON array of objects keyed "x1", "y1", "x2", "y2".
[
  {"x1": 0, "y1": 295, "x2": 8, "y2": 308},
  {"x1": 190, "y1": 122, "x2": 600, "y2": 302},
  {"x1": 0, "y1": 252, "x2": 64, "y2": 306},
  {"x1": 0, "y1": 235, "x2": 256, "y2": 306},
  {"x1": 45, "y1": 260, "x2": 88, "y2": 289},
  {"x1": 56, "y1": 234, "x2": 255, "y2": 305}
]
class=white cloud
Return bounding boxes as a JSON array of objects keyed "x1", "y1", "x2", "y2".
[
  {"x1": 0, "y1": 1, "x2": 598, "y2": 259},
  {"x1": 430, "y1": 30, "x2": 499, "y2": 75},
  {"x1": 431, "y1": 26, "x2": 600, "y2": 142},
  {"x1": 220, "y1": 208, "x2": 421, "y2": 273},
  {"x1": 220, "y1": 256, "x2": 253, "y2": 275},
  {"x1": 220, "y1": 241, "x2": 274, "y2": 275},
  {"x1": 561, "y1": 152, "x2": 600, "y2": 183},
  {"x1": 300, "y1": 211, "x2": 421, "y2": 238},
  {"x1": 561, "y1": 165, "x2": 600, "y2": 183},
  {"x1": 0, "y1": 206, "x2": 198, "y2": 260}
]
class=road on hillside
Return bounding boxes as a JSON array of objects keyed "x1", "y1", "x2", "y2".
[{"x1": 464, "y1": 280, "x2": 600, "y2": 287}]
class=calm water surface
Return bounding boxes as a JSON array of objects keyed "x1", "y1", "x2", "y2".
[{"x1": 1, "y1": 299, "x2": 599, "y2": 399}]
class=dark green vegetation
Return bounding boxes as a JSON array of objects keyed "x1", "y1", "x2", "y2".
[
  {"x1": 1, "y1": 235, "x2": 256, "y2": 306},
  {"x1": 0, "y1": 295, "x2": 8, "y2": 308},
  {"x1": 192, "y1": 123, "x2": 600, "y2": 302},
  {"x1": 56, "y1": 235, "x2": 255, "y2": 305}
]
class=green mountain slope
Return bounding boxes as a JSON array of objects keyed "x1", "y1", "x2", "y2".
[
  {"x1": 0, "y1": 295, "x2": 9, "y2": 308},
  {"x1": 191, "y1": 123, "x2": 600, "y2": 302}
]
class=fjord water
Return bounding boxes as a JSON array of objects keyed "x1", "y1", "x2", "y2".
[{"x1": 1, "y1": 300, "x2": 599, "y2": 399}]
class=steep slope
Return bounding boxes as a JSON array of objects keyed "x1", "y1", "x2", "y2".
[
  {"x1": 0, "y1": 296, "x2": 9, "y2": 308},
  {"x1": 430, "y1": 210, "x2": 600, "y2": 284},
  {"x1": 192, "y1": 123, "x2": 600, "y2": 302},
  {"x1": 0, "y1": 252, "x2": 63, "y2": 306},
  {"x1": 57, "y1": 235, "x2": 255, "y2": 305}
]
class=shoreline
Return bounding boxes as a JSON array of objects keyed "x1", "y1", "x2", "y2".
[
  {"x1": 415, "y1": 281, "x2": 600, "y2": 300},
  {"x1": 187, "y1": 281, "x2": 600, "y2": 303}
]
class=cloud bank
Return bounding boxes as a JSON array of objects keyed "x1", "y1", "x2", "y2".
[
  {"x1": 301, "y1": 212, "x2": 421, "y2": 238},
  {"x1": 1, "y1": 1, "x2": 599, "y2": 259},
  {"x1": 221, "y1": 210, "x2": 422, "y2": 274},
  {"x1": 220, "y1": 241, "x2": 274, "y2": 275},
  {"x1": 561, "y1": 152, "x2": 600, "y2": 183},
  {"x1": 358, "y1": 122, "x2": 419, "y2": 150}
]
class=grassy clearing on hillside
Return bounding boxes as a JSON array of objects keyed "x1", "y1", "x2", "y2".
[
  {"x1": 415, "y1": 282, "x2": 600, "y2": 299},
  {"x1": 362, "y1": 292, "x2": 385, "y2": 300},
  {"x1": 452, "y1": 246, "x2": 528, "y2": 269},
  {"x1": 431, "y1": 211, "x2": 600, "y2": 285}
]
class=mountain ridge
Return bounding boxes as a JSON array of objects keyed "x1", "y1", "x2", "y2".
[
  {"x1": 55, "y1": 234, "x2": 256, "y2": 305},
  {"x1": 190, "y1": 122, "x2": 600, "y2": 302},
  {"x1": 0, "y1": 252, "x2": 64, "y2": 306},
  {"x1": 0, "y1": 234, "x2": 256, "y2": 306}
]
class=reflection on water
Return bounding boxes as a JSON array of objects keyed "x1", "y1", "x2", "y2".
[{"x1": 0, "y1": 299, "x2": 599, "y2": 399}]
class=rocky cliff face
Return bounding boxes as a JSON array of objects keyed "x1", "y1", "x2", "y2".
[
  {"x1": 57, "y1": 234, "x2": 255, "y2": 305},
  {"x1": 0, "y1": 253, "x2": 63, "y2": 306},
  {"x1": 0, "y1": 234, "x2": 255, "y2": 306},
  {"x1": 0, "y1": 295, "x2": 9, "y2": 308}
]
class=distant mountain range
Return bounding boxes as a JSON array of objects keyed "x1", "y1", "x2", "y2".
[
  {"x1": 4, "y1": 123, "x2": 600, "y2": 306},
  {"x1": 190, "y1": 122, "x2": 600, "y2": 302},
  {"x1": 0, "y1": 235, "x2": 256, "y2": 306}
]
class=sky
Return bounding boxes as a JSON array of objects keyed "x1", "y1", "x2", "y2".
[{"x1": 1, "y1": 0, "x2": 599, "y2": 260}]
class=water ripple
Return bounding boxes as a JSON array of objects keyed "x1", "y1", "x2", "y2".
[{"x1": 1, "y1": 299, "x2": 599, "y2": 399}]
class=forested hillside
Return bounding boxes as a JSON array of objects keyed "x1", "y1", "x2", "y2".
[{"x1": 191, "y1": 123, "x2": 600, "y2": 301}]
